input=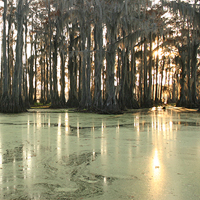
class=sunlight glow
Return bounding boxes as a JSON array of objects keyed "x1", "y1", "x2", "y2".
[
  {"x1": 153, "y1": 149, "x2": 160, "y2": 170},
  {"x1": 36, "y1": 113, "x2": 41, "y2": 128},
  {"x1": 101, "y1": 121, "x2": 107, "y2": 155},
  {"x1": 154, "y1": 48, "x2": 163, "y2": 58},
  {"x1": 104, "y1": 177, "x2": 107, "y2": 184}
]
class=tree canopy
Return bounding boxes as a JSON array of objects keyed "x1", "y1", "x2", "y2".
[{"x1": 0, "y1": 0, "x2": 199, "y2": 113}]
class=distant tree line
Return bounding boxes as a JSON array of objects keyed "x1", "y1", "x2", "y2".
[{"x1": 0, "y1": 0, "x2": 199, "y2": 113}]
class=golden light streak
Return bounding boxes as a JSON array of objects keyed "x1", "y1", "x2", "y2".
[
  {"x1": 153, "y1": 48, "x2": 163, "y2": 58},
  {"x1": 153, "y1": 149, "x2": 160, "y2": 170}
]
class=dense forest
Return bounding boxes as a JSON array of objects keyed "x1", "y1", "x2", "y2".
[{"x1": 0, "y1": 0, "x2": 199, "y2": 113}]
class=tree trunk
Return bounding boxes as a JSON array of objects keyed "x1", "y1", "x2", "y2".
[
  {"x1": 0, "y1": 0, "x2": 10, "y2": 112},
  {"x1": 139, "y1": 49, "x2": 143, "y2": 106},
  {"x1": 60, "y1": 50, "x2": 66, "y2": 106},
  {"x1": 160, "y1": 57, "x2": 165, "y2": 102},
  {"x1": 78, "y1": 54, "x2": 82, "y2": 102},
  {"x1": 148, "y1": 33, "x2": 153, "y2": 106},
  {"x1": 172, "y1": 71, "x2": 176, "y2": 103},
  {"x1": 29, "y1": 55, "x2": 34, "y2": 104},
  {"x1": 11, "y1": 0, "x2": 26, "y2": 112},
  {"x1": 119, "y1": 49, "x2": 125, "y2": 110},
  {"x1": 40, "y1": 55, "x2": 44, "y2": 103},
  {"x1": 155, "y1": 54, "x2": 159, "y2": 104},
  {"x1": 191, "y1": 41, "x2": 199, "y2": 107},
  {"x1": 44, "y1": 47, "x2": 49, "y2": 104},
  {"x1": 79, "y1": 25, "x2": 87, "y2": 109},
  {"x1": 128, "y1": 47, "x2": 139, "y2": 109},
  {"x1": 9, "y1": 31, "x2": 14, "y2": 96},
  {"x1": 24, "y1": 10, "x2": 29, "y2": 108},
  {"x1": 93, "y1": 23, "x2": 103, "y2": 110},
  {"x1": 45, "y1": 50, "x2": 49, "y2": 103},
  {"x1": 104, "y1": 26, "x2": 120, "y2": 113},
  {"x1": 51, "y1": 35, "x2": 60, "y2": 107},
  {"x1": 176, "y1": 51, "x2": 187, "y2": 107},
  {"x1": 48, "y1": 0, "x2": 52, "y2": 102},
  {"x1": 43, "y1": 50, "x2": 46, "y2": 103},
  {"x1": 7, "y1": 3, "x2": 14, "y2": 96},
  {"x1": 66, "y1": 31, "x2": 79, "y2": 107},
  {"x1": 2, "y1": 0, "x2": 8, "y2": 96},
  {"x1": 124, "y1": 47, "x2": 139, "y2": 109},
  {"x1": 186, "y1": 36, "x2": 192, "y2": 106},
  {"x1": 29, "y1": 14, "x2": 34, "y2": 105},
  {"x1": 34, "y1": 34, "x2": 37, "y2": 103},
  {"x1": 143, "y1": 39, "x2": 148, "y2": 107},
  {"x1": 116, "y1": 48, "x2": 121, "y2": 104},
  {"x1": 86, "y1": 25, "x2": 92, "y2": 108}
]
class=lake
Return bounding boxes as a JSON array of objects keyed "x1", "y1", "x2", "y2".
[{"x1": 0, "y1": 107, "x2": 200, "y2": 199}]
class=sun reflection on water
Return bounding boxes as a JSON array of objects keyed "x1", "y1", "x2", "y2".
[
  {"x1": 148, "y1": 108, "x2": 178, "y2": 198},
  {"x1": 77, "y1": 121, "x2": 80, "y2": 138},
  {"x1": 57, "y1": 114, "x2": 62, "y2": 160},
  {"x1": 36, "y1": 113, "x2": 41, "y2": 128},
  {"x1": 65, "y1": 113, "x2": 69, "y2": 133},
  {"x1": 101, "y1": 121, "x2": 107, "y2": 155},
  {"x1": 153, "y1": 149, "x2": 160, "y2": 173},
  {"x1": 149, "y1": 146, "x2": 164, "y2": 199}
]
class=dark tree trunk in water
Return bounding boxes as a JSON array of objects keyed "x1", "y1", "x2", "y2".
[
  {"x1": 126, "y1": 47, "x2": 139, "y2": 109},
  {"x1": 1, "y1": 0, "x2": 9, "y2": 112},
  {"x1": 148, "y1": 33, "x2": 153, "y2": 107},
  {"x1": 186, "y1": 39, "x2": 192, "y2": 107},
  {"x1": 44, "y1": 45, "x2": 48, "y2": 103},
  {"x1": 104, "y1": 26, "x2": 120, "y2": 113},
  {"x1": 79, "y1": 24, "x2": 87, "y2": 109},
  {"x1": 78, "y1": 55, "x2": 82, "y2": 102},
  {"x1": 60, "y1": 51, "x2": 66, "y2": 106},
  {"x1": 139, "y1": 50, "x2": 143, "y2": 106},
  {"x1": 10, "y1": 0, "x2": 26, "y2": 112},
  {"x1": 2, "y1": 0, "x2": 8, "y2": 96},
  {"x1": 34, "y1": 35, "x2": 37, "y2": 103},
  {"x1": 119, "y1": 49, "x2": 125, "y2": 110},
  {"x1": 7, "y1": 4, "x2": 14, "y2": 96},
  {"x1": 160, "y1": 57, "x2": 165, "y2": 102},
  {"x1": 143, "y1": 39, "x2": 149, "y2": 107},
  {"x1": 48, "y1": 0, "x2": 52, "y2": 103},
  {"x1": 86, "y1": 25, "x2": 92, "y2": 108},
  {"x1": 28, "y1": 55, "x2": 34, "y2": 104},
  {"x1": 93, "y1": 23, "x2": 103, "y2": 110},
  {"x1": 125, "y1": 48, "x2": 139, "y2": 109},
  {"x1": 66, "y1": 31, "x2": 79, "y2": 107},
  {"x1": 0, "y1": 0, "x2": 15, "y2": 112},
  {"x1": 40, "y1": 55, "x2": 44, "y2": 104},
  {"x1": 155, "y1": 55, "x2": 159, "y2": 104},
  {"x1": 24, "y1": 11, "x2": 30, "y2": 109},
  {"x1": 50, "y1": 35, "x2": 60, "y2": 108},
  {"x1": 176, "y1": 50, "x2": 187, "y2": 107},
  {"x1": 190, "y1": 41, "x2": 199, "y2": 108}
]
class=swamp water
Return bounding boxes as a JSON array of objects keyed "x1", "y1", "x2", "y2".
[{"x1": 0, "y1": 107, "x2": 200, "y2": 200}]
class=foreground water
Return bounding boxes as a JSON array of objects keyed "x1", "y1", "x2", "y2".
[{"x1": 0, "y1": 107, "x2": 200, "y2": 200}]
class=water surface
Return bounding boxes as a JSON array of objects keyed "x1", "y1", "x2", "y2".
[{"x1": 0, "y1": 107, "x2": 200, "y2": 199}]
